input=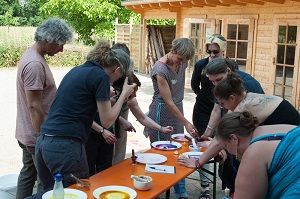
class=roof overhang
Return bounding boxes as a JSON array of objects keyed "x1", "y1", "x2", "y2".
[{"x1": 121, "y1": 0, "x2": 297, "y2": 13}]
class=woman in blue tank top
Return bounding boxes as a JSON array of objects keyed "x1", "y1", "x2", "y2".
[{"x1": 215, "y1": 111, "x2": 300, "y2": 199}]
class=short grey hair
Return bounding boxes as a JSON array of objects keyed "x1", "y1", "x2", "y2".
[
  {"x1": 34, "y1": 17, "x2": 73, "y2": 45},
  {"x1": 172, "y1": 38, "x2": 195, "y2": 60}
]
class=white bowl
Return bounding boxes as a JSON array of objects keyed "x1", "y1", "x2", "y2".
[
  {"x1": 189, "y1": 145, "x2": 201, "y2": 152},
  {"x1": 133, "y1": 175, "x2": 152, "y2": 191}
]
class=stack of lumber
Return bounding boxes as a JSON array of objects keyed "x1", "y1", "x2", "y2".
[{"x1": 145, "y1": 25, "x2": 166, "y2": 74}]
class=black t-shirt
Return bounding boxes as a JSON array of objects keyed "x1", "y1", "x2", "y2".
[{"x1": 41, "y1": 61, "x2": 110, "y2": 142}]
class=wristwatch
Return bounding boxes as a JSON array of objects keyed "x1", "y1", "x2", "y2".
[{"x1": 99, "y1": 126, "x2": 104, "y2": 134}]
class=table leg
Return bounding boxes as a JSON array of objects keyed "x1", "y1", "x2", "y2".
[
  {"x1": 165, "y1": 189, "x2": 170, "y2": 199},
  {"x1": 213, "y1": 158, "x2": 217, "y2": 199}
]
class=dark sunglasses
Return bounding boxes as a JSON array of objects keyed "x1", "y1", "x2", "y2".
[{"x1": 206, "y1": 50, "x2": 220, "y2": 54}]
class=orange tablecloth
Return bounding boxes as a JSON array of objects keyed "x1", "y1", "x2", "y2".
[{"x1": 69, "y1": 142, "x2": 196, "y2": 198}]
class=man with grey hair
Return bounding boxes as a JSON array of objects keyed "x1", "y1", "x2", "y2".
[{"x1": 15, "y1": 17, "x2": 73, "y2": 199}]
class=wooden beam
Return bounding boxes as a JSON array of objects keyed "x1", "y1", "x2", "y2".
[
  {"x1": 140, "y1": 4, "x2": 151, "y2": 9},
  {"x1": 149, "y1": 3, "x2": 161, "y2": 9},
  {"x1": 290, "y1": 0, "x2": 300, "y2": 2},
  {"x1": 192, "y1": 0, "x2": 216, "y2": 6},
  {"x1": 169, "y1": 7, "x2": 181, "y2": 12},
  {"x1": 220, "y1": 0, "x2": 247, "y2": 5},
  {"x1": 237, "y1": 0, "x2": 264, "y2": 4},
  {"x1": 257, "y1": 0, "x2": 284, "y2": 3},
  {"x1": 132, "y1": 5, "x2": 143, "y2": 9},
  {"x1": 159, "y1": 2, "x2": 171, "y2": 8},
  {"x1": 179, "y1": 1, "x2": 195, "y2": 7},
  {"x1": 125, "y1": 5, "x2": 135, "y2": 10},
  {"x1": 169, "y1": 2, "x2": 182, "y2": 7},
  {"x1": 205, "y1": 0, "x2": 230, "y2": 6}
]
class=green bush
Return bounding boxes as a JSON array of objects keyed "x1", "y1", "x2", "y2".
[
  {"x1": 0, "y1": 43, "x2": 26, "y2": 68},
  {"x1": 46, "y1": 48, "x2": 89, "y2": 67}
]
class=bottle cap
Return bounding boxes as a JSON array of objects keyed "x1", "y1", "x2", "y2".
[
  {"x1": 55, "y1": 174, "x2": 62, "y2": 182},
  {"x1": 225, "y1": 187, "x2": 230, "y2": 195}
]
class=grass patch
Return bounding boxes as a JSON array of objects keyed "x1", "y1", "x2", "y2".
[{"x1": 0, "y1": 26, "x2": 90, "y2": 68}]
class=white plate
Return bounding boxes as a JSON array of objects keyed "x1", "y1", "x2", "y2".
[
  {"x1": 151, "y1": 141, "x2": 182, "y2": 151},
  {"x1": 42, "y1": 188, "x2": 87, "y2": 199},
  {"x1": 181, "y1": 152, "x2": 204, "y2": 159},
  {"x1": 136, "y1": 153, "x2": 167, "y2": 164},
  {"x1": 93, "y1": 185, "x2": 137, "y2": 199},
  {"x1": 171, "y1": 133, "x2": 192, "y2": 142}
]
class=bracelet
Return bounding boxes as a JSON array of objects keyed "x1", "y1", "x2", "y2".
[
  {"x1": 99, "y1": 126, "x2": 104, "y2": 134},
  {"x1": 159, "y1": 126, "x2": 163, "y2": 132},
  {"x1": 207, "y1": 125, "x2": 215, "y2": 131},
  {"x1": 195, "y1": 160, "x2": 201, "y2": 170}
]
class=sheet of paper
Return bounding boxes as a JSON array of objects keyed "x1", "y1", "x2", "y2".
[{"x1": 145, "y1": 164, "x2": 176, "y2": 174}]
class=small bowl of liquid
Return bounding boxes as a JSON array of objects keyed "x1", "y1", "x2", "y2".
[
  {"x1": 189, "y1": 145, "x2": 201, "y2": 152},
  {"x1": 133, "y1": 175, "x2": 153, "y2": 191}
]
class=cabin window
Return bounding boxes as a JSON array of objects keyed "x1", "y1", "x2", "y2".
[
  {"x1": 189, "y1": 23, "x2": 211, "y2": 67},
  {"x1": 226, "y1": 24, "x2": 249, "y2": 72},
  {"x1": 273, "y1": 25, "x2": 297, "y2": 102}
]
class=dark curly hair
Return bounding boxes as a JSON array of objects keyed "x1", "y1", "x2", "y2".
[{"x1": 213, "y1": 72, "x2": 245, "y2": 100}]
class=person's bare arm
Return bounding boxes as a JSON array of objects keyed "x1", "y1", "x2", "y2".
[
  {"x1": 128, "y1": 98, "x2": 173, "y2": 133},
  {"x1": 234, "y1": 146, "x2": 268, "y2": 199},
  {"x1": 98, "y1": 77, "x2": 136, "y2": 128},
  {"x1": 25, "y1": 90, "x2": 44, "y2": 136},
  {"x1": 198, "y1": 138, "x2": 223, "y2": 165},
  {"x1": 203, "y1": 103, "x2": 222, "y2": 138},
  {"x1": 156, "y1": 75, "x2": 197, "y2": 136},
  {"x1": 91, "y1": 121, "x2": 117, "y2": 144}
]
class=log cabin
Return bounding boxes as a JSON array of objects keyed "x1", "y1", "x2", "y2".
[{"x1": 120, "y1": 0, "x2": 300, "y2": 111}]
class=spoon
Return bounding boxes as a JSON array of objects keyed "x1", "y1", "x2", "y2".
[
  {"x1": 70, "y1": 173, "x2": 85, "y2": 185},
  {"x1": 131, "y1": 175, "x2": 148, "y2": 182},
  {"x1": 191, "y1": 138, "x2": 197, "y2": 149}
]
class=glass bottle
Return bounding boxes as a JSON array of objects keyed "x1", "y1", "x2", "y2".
[
  {"x1": 222, "y1": 187, "x2": 232, "y2": 199},
  {"x1": 53, "y1": 174, "x2": 64, "y2": 199}
]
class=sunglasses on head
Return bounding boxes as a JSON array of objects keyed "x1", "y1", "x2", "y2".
[{"x1": 206, "y1": 50, "x2": 220, "y2": 54}]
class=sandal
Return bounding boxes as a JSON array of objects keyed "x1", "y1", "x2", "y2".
[{"x1": 200, "y1": 190, "x2": 210, "y2": 199}]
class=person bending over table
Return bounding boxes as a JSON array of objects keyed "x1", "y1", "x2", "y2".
[
  {"x1": 217, "y1": 111, "x2": 300, "y2": 198},
  {"x1": 86, "y1": 72, "x2": 174, "y2": 175},
  {"x1": 35, "y1": 40, "x2": 136, "y2": 192},
  {"x1": 178, "y1": 72, "x2": 300, "y2": 195},
  {"x1": 192, "y1": 55, "x2": 263, "y2": 197},
  {"x1": 194, "y1": 57, "x2": 264, "y2": 193}
]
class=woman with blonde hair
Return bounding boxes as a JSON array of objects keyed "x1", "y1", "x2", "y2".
[{"x1": 35, "y1": 40, "x2": 136, "y2": 192}]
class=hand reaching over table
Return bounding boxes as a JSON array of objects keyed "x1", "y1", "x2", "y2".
[
  {"x1": 177, "y1": 154, "x2": 199, "y2": 169},
  {"x1": 160, "y1": 126, "x2": 174, "y2": 134}
]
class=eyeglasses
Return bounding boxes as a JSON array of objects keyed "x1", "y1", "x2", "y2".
[{"x1": 206, "y1": 50, "x2": 220, "y2": 54}]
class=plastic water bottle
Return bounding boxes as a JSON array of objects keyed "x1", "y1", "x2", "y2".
[
  {"x1": 53, "y1": 174, "x2": 64, "y2": 199},
  {"x1": 221, "y1": 187, "x2": 232, "y2": 199}
]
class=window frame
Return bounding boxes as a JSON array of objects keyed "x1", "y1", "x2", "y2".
[{"x1": 272, "y1": 16, "x2": 300, "y2": 107}]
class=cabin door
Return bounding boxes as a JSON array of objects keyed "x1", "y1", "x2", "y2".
[
  {"x1": 272, "y1": 18, "x2": 300, "y2": 109},
  {"x1": 182, "y1": 18, "x2": 216, "y2": 86}
]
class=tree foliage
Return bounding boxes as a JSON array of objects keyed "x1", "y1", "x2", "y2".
[
  {"x1": 40, "y1": 0, "x2": 134, "y2": 45},
  {"x1": 0, "y1": 0, "x2": 44, "y2": 26}
]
